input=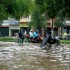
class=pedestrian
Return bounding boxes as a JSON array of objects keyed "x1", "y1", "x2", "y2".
[
  {"x1": 24, "y1": 30, "x2": 27, "y2": 36},
  {"x1": 14, "y1": 33, "x2": 19, "y2": 42},
  {"x1": 29, "y1": 29, "x2": 33, "y2": 39},
  {"x1": 40, "y1": 31, "x2": 52, "y2": 48},
  {"x1": 18, "y1": 29, "x2": 24, "y2": 44},
  {"x1": 62, "y1": 32, "x2": 67, "y2": 39},
  {"x1": 33, "y1": 30, "x2": 38, "y2": 39},
  {"x1": 29, "y1": 29, "x2": 34, "y2": 42}
]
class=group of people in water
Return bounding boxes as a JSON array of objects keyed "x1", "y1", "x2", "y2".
[
  {"x1": 15, "y1": 29, "x2": 60, "y2": 49},
  {"x1": 17, "y1": 29, "x2": 42, "y2": 44},
  {"x1": 15, "y1": 29, "x2": 62, "y2": 49}
]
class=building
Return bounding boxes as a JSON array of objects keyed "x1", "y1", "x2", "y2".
[
  {"x1": 0, "y1": 17, "x2": 31, "y2": 37},
  {"x1": 1, "y1": 16, "x2": 70, "y2": 37},
  {"x1": 2, "y1": 19, "x2": 19, "y2": 37},
  {"x1": 64, "y1": 20, "x2": 70, "y2": 33},
  {"x1": 0, "y1": 26, "x2": 9, "y2": 37},
  {"x1": 45, "y1": 18, "x2": 58, "y2": 36},
  {"x1": 9, "y1": 19, "x2": 19, "y2": 36},
  {"x1": 19, "y1": 16, "x2": 31, "y2": 33}
]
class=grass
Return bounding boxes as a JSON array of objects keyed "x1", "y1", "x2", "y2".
[
  {"x1": 0, "y1": 37, "x2": 29, "y2": 43},
  {"x1": 60, "y1": 40, "x2": 70, "y2": 44},
  {"x1": 0, "y1": 37, "x2": 16, "y2": 42},
  {"x1": 0, "y1": 37, "x2": 70, "y2": 44}
]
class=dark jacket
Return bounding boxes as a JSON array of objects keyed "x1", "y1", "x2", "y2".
[{"x1": 19, "y1": 31, "x2": 24, "y2": 39}]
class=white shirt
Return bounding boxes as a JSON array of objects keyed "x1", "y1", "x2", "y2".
[{"x1": 29, "y1": 31, "x2": 33, "y2": 37}]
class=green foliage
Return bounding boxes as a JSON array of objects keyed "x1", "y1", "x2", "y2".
[
  {"x1": 0, "y1": 0, "x2": 70, "y2": 29},
  {"x1": 29, "y1": 0, "x2": 46, "y2": 30},
  {"x1": 13, "y1": 0, "x2": 33, "y2": 19},
  {"x1": 64, "y1": 0, "x2": 70, "y2": 17},
  {"x1": 60, "y1": 40, "x2": 70, "y2": 44},
  {"x1": 0, "y1": 0, "x2": 33, "y2": 20},
  {"x1": 35, "y1": 0, "x2": 46, "y2": 14},
  {"x1": 54, "y1": 18, "x2": 64, "y2": 27},
  {"x1": 43, "y1": 0, "x2": 70, "y2": 19},
  {"x1": 0, "y1": 4, "x2": 8, "y2": 20},
  {"x1": 44, "y1": 0, "x2": 57, "y2": 18},
  {"x1": 0, "y1": 37, "x2": 16, "y2": 42},
  {"x1": 30, "y1": 0, "x2": 70, "y2": 29},
  {"x1": 29, "y1": 9, "x2": 46, "y2": 30}
]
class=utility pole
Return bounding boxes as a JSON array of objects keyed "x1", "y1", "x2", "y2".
[{"x1": 51, "y1": 18, "x2": 54, "y2": 38}]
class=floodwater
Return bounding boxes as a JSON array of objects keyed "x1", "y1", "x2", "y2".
[{"x1": 0, "y1": 42, "x2": 70, "y2": 70}]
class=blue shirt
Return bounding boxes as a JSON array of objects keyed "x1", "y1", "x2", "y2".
[{"x1": 33, "y1": 31, "x2": 38, "y2": 38}]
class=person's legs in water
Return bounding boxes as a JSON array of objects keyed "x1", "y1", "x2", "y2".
[
  {"x1": 29, "y1": 37, "x2": 33, "y2": 42},
  {"x1": 22, "y1": 37, "x2": 25, "y2": 44},
  {"x1": 40, "y1": 36, "x2": 50, "y2": 48},
  {"x1": 34, "y1": 36, "x2": 38, "y2": 42}
]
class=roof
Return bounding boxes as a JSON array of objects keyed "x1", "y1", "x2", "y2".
[
  {"x1": 2, "y1": 19, "x2": 18, "y2": 26},
  {"x1": 19, "y1": 18, "x2": 31, "y2": 23},
  {"x1": 3, "y1": 19, "x2": 18, "y2": 23},
  {"x1": 0, "y1": 26, "x2": 9, "y2": 27},
  {"x1": 64, "y1": 21, "x2": 70, "y2": 26}
]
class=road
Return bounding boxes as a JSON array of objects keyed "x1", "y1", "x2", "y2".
[{"x1": 0, "y1": 42, "x2": 70, "y2": 70}]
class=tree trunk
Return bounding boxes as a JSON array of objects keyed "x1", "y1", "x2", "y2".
[
  {"x1": 41, "y1": 28, "x2": 44, "y2": 37},
  {"x1": 51, "y1": 18, "x2": 54, "y2": 38}
]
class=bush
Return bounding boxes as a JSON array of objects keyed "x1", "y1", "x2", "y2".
[{"x1": 0, "y1": 37, "x2": 16, "y2": 42}]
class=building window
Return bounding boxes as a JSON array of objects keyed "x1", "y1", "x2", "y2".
[{"x1": 47, "y1": 23, "x2": 51, "y2": 26}]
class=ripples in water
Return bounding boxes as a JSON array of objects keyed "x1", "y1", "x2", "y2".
[{"x1": 0, "y1": 43, "x2": 70, "y2": 70}]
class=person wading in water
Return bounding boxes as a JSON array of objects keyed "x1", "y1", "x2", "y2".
[{"x1": 18, "y1": 29, "x2": 24, "y2": 44}]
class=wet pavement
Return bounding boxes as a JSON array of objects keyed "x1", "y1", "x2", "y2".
[{"x1": 0, "y1": 42, "x2": 70, "y2": 70}]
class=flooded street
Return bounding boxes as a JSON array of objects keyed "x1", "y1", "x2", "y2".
[{"x1": 0, "y1": 42, "x2": 70, "y2": 70}]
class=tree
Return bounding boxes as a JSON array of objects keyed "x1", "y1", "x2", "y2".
[
  {"x1": 44, "y1": 0, "x2": 60, "y2": 38},
  {"x1": 0, "y1": 0, "x2": 33, "y2": 20},
  {"x1": 29, "y1": 0, "x2": 65, "y2": 37},
  {"x1": 29, "y1": 9, "x2": 46, "y2": 31},
  {"x1": 32, "y1": 0, "x2": 70, "y2": 37},
  {"x1": 29, "y1": 0, "x2": 46, "y2": 34}
]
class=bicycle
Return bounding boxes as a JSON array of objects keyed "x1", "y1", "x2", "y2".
[{"x1": 40, "y1": 37, "x2": 63, "y2": 49}]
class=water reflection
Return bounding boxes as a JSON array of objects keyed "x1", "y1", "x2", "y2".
[{"x1": 0, "y1": 42, "x2": 70, "y2": 70}]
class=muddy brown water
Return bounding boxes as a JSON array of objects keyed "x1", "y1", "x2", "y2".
[{"x1": 0, "y1": 42, "x2": 70, "y2": 70}]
